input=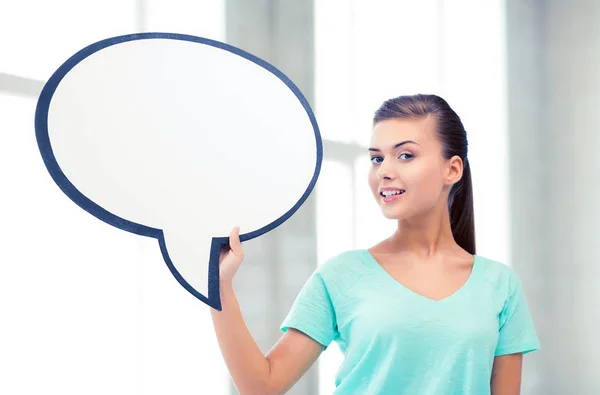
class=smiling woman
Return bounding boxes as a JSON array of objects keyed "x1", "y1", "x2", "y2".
[{"x1": 211, "y1": 93, "x2": 540, "y2": 394}]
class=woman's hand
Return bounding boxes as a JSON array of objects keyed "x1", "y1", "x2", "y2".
[{"x1": 218, "y1": 226, "x2": 244, "y2": 286}]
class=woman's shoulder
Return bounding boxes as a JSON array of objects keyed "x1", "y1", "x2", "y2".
[
  {"x1": 475, "y1": 255, "x2": 523, "y2": 293},
  {"x1": 316, "y1": 249, "x2": 373, "y2": 284},
  {"x1": 318, "y1": 249, "x2": 368, "y2": 270}
]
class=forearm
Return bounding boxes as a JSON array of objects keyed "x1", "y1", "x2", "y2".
[
  {"x1": 210, "y1": 282, "x2": 271, "y2": 394},
  {"x1": 490, "y1": 354, "x2": 523, "y2": 395},
  {"x1": 490, "y1": 379, "x2": 521, "y2": 395}
]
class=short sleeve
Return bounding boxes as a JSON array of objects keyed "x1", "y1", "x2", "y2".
[
  {"x1": 280, "y1": 271, "x2": 338, "y2": 349},
  {"x1": 495, "y1": 270, "x2": 540, "y2": 356}
]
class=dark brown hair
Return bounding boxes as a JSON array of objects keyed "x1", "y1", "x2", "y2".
[{"x1": 373, "y1": 94, "x2": 475, "y2": 255}]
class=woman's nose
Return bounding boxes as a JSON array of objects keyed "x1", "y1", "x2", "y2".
[{"x1": 376, "y1": 159, "x2": 395, "y2": 180}]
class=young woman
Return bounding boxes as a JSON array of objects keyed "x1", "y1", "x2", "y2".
[{"x1": 211, "y1": 94, "x2": 540, "y2": 394}]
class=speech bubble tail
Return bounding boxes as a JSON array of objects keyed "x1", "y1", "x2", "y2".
[
  {"x1": 159, "y1": 229, "x2": 226, "y2": 311},
  {"x1": 207, "y1": 237, "x2": 226, "y2": 311}
]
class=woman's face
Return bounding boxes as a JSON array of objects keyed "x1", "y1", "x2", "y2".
[{"x1": 367, "y1": 116, "x2": 460, "y2": 220}]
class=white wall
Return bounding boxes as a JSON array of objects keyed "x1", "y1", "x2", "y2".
[{"x1": 507, "y1": 0, "x2": 600, "y2": 393}]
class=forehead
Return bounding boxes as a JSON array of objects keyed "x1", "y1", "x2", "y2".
[{"x1": 370, "y1": 116, "x2": 438, "y2": 149}]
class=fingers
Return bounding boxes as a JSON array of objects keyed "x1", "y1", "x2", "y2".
[{"x1": 229, "y1": 226, "x2": 243, "y2": 257}]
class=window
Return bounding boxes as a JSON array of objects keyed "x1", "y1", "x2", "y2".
[{"x1": 0, "y1": 1, "x2": 137, "y2": 80}]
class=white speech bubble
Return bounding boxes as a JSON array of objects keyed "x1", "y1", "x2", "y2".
[{"x1": 35, "y1": 33, "x2": 322, "y2": 310}]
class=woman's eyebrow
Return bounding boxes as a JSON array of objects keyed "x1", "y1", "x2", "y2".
[{"x1": 368, "y1": 140, "x2": 419, "y2": 152}]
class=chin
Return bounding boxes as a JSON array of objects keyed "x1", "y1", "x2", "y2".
[{"x1": 379, "y1": 205, "x2": 407, "y2": 220}]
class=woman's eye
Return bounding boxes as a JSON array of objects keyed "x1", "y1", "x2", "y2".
[
  {"x1": 371, "y1": 156, "x2": 383, "y2": 165},
  {"x1": 399, "y1": 153, "x2": 413, "y2": 161}
]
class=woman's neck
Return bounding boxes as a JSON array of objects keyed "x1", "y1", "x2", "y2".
[{"x1": 388, "y1": 203, "x2": 459, "y2": 258}]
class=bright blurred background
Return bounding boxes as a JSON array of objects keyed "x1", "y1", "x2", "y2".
[{"x1": 1, "y1": 0, "x2": 598, "y2": 394}]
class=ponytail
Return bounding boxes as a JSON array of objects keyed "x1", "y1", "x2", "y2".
[{"x1": 449, "y1": 158, "x2": 476, "y2": 255}]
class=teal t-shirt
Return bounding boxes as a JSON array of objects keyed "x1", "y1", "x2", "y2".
[{"x1": 280, "y1": 250, "x2": 540, "y2": 394}]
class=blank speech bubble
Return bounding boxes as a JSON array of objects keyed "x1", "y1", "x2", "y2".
[{"x1": 35, "y1": 33, "x2": 322, "y2": 310}]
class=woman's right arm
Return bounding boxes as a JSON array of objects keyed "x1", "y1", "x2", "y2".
[{"x1": 210, "y1": 227, "x2": 324, "y2": 395}]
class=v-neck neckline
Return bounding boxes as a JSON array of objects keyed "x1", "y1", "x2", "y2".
[{"x1": 361, "y1": 249, "x2": 480, "y2": 305}]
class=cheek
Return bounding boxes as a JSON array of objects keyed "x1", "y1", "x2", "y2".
[
  {"x1": 406, "y1": 162, "x2": 444, "y2": 195},
  {"x1": 418, "y1": 168, "x2": 447, "y2": 201}
]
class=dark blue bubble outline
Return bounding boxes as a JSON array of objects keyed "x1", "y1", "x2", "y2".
[{"x1": 34, "y1": 32, "x2": 323, "y2": 311}]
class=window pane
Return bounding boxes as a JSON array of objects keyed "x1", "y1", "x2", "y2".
[
  {"x1": 145, "y1": 0, "x2": 225, "y2": 40},
  {"x1": 314, "y1": 0, "x2": 355, "y2": 143},
  {"x1": 351, "y1": 0, "x2": 440, "y2": 147},
  {"x1": 0, "y1": 0, "x2": 137, "y2": 80},
  {"x1": 314, "y1": 0, "x2": 440, "y2": 146},
  {"x1": 316, "y1": 159, "x2": 354, "y2": 264},
  {"x1": 315, "y1": 159, "x2": 353, "y2": 393}
]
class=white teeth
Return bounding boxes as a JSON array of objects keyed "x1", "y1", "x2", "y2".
[{"x1": 381, "y1": 190, "x2": 404, "y2": 197}]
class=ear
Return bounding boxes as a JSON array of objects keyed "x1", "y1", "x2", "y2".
[{"x1": 444, "y1": 155, "x2": 463, "y2": 186}]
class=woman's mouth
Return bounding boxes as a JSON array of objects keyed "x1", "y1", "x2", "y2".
[{"x1": 380, "y1": 189, "x2": 405, "y2": 203}]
